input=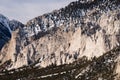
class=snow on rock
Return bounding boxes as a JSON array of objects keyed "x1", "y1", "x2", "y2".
[
  {"x1": 0, "y1": 0, "x2": 120, "y2": 69},
  {"x1": 0, "y1": 14, "x2": 12, "y2": 50},
  {"x1": 9, "y1": 20, "x2": 24, "y2": 31}
]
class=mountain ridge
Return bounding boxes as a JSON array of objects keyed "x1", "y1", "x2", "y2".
[{"x1": 0, "y1": 0, "x2": 119, "y2": 78}]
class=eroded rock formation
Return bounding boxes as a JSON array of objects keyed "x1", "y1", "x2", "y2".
[{"x1": 0, "y1": 0, "x2": 119, "y2": 72}]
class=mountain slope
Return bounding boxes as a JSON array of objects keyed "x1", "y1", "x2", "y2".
[
  {"x1": 0, "y1": 46, "x2": 119, "y2": 80},
  {"x1": 0, "y1": 14, "x2": 12, "y2": 50},
  {"x1": 0, "y1": 0, "x2": 120, "y2": 71}
]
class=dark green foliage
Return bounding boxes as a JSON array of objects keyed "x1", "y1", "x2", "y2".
[{"x1": 0, "y1": 46, "x2": 119, "y2": 80}]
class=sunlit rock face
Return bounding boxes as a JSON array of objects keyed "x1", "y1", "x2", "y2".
[{"x1": 0, "y1": 0, "x2": 120, "y2": 69}]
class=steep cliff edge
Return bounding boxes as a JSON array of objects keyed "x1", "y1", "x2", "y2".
[
  {"x1": 0, "y1": 0, "x2": 120, "y2": 70},
  {"x1": 0, "y1": 46, "x2": 120, "y2": 80}
]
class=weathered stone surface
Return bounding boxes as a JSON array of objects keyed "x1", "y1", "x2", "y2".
[{"x1": 0, "y1": 0, "x2": 120, "y2": 71}]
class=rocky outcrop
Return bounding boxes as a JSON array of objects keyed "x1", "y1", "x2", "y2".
[
  {"x1": 0, "y1": 0, "x2": 120, "y2": 70},
  {"x1": 0, "y1": 46, "x2": 119, "y2": 80},
  {"x1": 9, "y1": 20, "x2": 24, "y2": 31}
]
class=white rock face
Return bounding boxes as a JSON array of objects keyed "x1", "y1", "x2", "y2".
[{"x1": 0, "y1": 0, "x2": 120, "y2": 69}]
